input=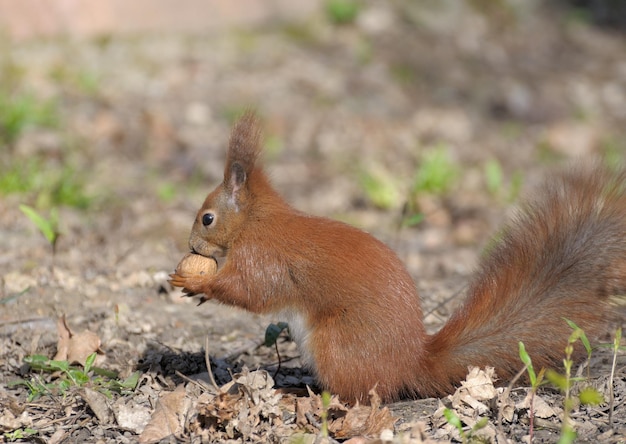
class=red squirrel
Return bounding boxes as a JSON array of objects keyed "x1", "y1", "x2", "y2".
[{"x1": 170, "y1": 112, "x2": 626, "y2": 403}]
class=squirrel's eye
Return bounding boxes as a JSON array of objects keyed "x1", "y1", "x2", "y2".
[{"x1": 202, "y1": 213, "x2": 215, "y2": 226}]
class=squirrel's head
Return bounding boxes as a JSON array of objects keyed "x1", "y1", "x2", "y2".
[{"x1": 188, "y1": 112, "x2": 263, "y2": 258}]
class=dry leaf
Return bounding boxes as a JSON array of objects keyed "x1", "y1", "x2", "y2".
[
  {"x1": 291, "y1": 387, "x2": 397, "y2": 439},
  {"x1": 82, "y1": 388, "x2": 113, "y2": 424},
  {"x1": 0, "y1": 409, "x2": 28, "y2": 431},
  {"x1": 396, "y1": 421, "x2": 440, "y2": 444},
  {"x1": 296, "y1": 394, "x2": 316, "y2": 431},
  {"x1": 457, "y1": 366, "x2": 498, "y2": 401},
  {"x1": 68, "y1": 330, "x2": 102, "y2": 365},
  {"x1": 47, "y1": 428, "x2": 67, "y2": 444},
  {"x1": 53, "y1": 316, "x2": 71, "y2": 361},
  {"x1": 431, "y1": 368, "x2": 502, "y2": 442},
  {"x1": 446, "y1": 367, "x2": 498, "y2": 416},
  {"x1": 54, "y1": 315, "x2": 102, "y2": 366},
  {"x1": 497, "y1": 388, "x2": 516, "y2": 423},
  {"x1": 139, "y1": 385, "x2": 187, "y2": 443},
  {"x1": 114, "y1": 400, "x2": 152, "y2": 434},
  {"x1": 330, "y1": 389, "x2": 397, "y2": 439},
  {"x1": 517, "y1": 392, "x2": 559, "y2": 419},
  {"x1": 193, "y1": 368, "x2": 283, "y2": 441}
]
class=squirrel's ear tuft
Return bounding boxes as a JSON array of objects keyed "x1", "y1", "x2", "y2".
[
  {"x1": 228, "y1": 161, "x2": 247, "y2": 196},
  {"x1": 224, "y1": 111, "x2": 262, "y2": 183}
]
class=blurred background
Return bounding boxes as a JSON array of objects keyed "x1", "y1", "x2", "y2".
[
  {"x1": 1, "y1": 0, "x2": 625, "y2": 318},
  {"x1": 1, "y1": 3, "x2": 625, "y2": 440}
]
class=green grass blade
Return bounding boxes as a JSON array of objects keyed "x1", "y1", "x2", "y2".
[{"x1": 19, "y1": 204, "x2": 56, "y2": 244}]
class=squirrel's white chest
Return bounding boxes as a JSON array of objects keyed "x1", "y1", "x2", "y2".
[{"x1": 275, "y1": 309, "x2": 316, "y2": 374}]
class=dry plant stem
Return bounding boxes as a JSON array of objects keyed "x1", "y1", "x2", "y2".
[
  {"x1": 562, "y1": 342, "x2": 575, "y2": 437},
  {"x1": 114, "y1": 242, "x2": 139, "y2": 266},
  {"x1": 609, "y1": 355, "x2": 616, "y2": 427},
  {"x1": 305, "y1": 412, "x2": 321, "y2": 429},
  {"x1": 534, "y1": 418, "x2": 561, "y2": 431},
  {"x1": 205, "y1": 335, "x2": 219, "y2": 391},
  {"x1": 0, "y1": 317, "x2": 48, "y2": 327},
  {"x1": 272, "y1": 340, "x2": 282, "y2": 379},
  {"x1": 529, "y1": 389, "x2": 536, "y2": 443},
  {"x1": 608, "y1": 328, "x2": 621, "y2": 427},
  {"x1": 498, "y1": 365, "x2": 526, "y2": 427},
  {"x1": 175, "y1": 370, "x2": 212, "y2": 393},
  {"x1": 424, "y1": 286, "x2": 466, "y2": 321}
]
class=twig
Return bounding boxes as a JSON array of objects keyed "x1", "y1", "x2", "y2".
[
  {"x1": 205, "y1": 335, "x2": 220, "y2": 391},
  {"x1": 608, "y1": 327, "x2": 621, "y2": 427},
  {"x1": 305, "y1": 412, "x2": 321, "y2": 429},
  {"x1": 424, "y1": 285, "x2": 468, "y2": 321},
  {"x1": 497, "y1": 366, "x2": 532, "y2": 436},
  {"x1": 114, "y1": 241, "x2": 139, "y2": 266},
  {"x1": 174, "y1": 370, "x2": 212, "y2": 393},
  {"x1": 0, "y1": 316, "x2": 50, "y2": 327},
  {"x1": 529, "y1": 386, "x2": 536, "y2": 443},
  {"x1": 497, "y1": 365, "x2": 526, "y2": 427}
]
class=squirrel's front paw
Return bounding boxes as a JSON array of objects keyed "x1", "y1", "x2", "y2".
[
  {"x1": 169, "y1": 253, "x2": 218, "y2": 296},
  {"x1": 168, "y1": 272, "x2": 208, "y2": 297}
]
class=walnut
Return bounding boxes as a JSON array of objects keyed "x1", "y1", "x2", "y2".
[{"x1": 175, "y1": 253, "x2": 217, "y2": 277}]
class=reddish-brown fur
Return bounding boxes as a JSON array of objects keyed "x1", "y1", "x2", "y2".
[{"x1": 170, "y1": 112, "x2": 626, "y2": 403}]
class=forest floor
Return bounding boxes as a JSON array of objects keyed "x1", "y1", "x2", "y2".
[{"x1": 1, "y1": 2, "x2": 626, "y2": 443}]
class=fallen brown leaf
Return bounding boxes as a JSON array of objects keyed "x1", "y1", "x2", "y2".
[
  {"x1": 114, "y1": 399, "x2": 152, "y2": 435},
  {"x1": 432, "y1": 367, "x2": 500, "y2": 442},
  {"x1": 193, "y1": 368, "x2": 284, "y2": 441},
  {"x1": 517, "y1": 391, "x2": 559, "y2": 419},
  {"x1": 53, "y1": 315, "x2": 102, "y2": 366},
  {"x1": 330, "y1": 389, "x2": 397, "y2": 439},
  {"x1": 82, "y1": 387, "x2": 114, "y2": 424},
  {"x1": 292, "y1": 386, "x2": 396, "y2": 439},
  {"x1": 53, "y1": 316, "x2": 71, "y2": 361},
  {"x1": 139, "y1": 384, "x2": 188, "y2": 443},
  {"x1": 456, "y1": 366, "x2": 498, "y2": 401}
]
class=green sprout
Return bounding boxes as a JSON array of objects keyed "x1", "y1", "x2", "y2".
[
  {"x1": 19, "y1": 204, "x2": 60, "y2": 253},
  {"x1": 325, "y1": 0, "x2": 360, "y2": 25},
  {"x1": 10, "y1": 353, "x2": 140, "y2": 402},
  {"x1": 413, "y1": 146, "x2": 458, "y2": 196}
]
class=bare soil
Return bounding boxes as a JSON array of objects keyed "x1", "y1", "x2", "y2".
[{"x1": 1, "y1": 2, "x2": 626, "y2": 443}]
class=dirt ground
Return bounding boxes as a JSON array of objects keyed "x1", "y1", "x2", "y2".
[{"x1": 1, "y1": 2, "x2": 626, "y2": 443}]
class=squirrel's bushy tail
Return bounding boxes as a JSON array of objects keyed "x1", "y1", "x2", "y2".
[{"x1": 425, "y1": 164, "x2": 626, "y2": 395}]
